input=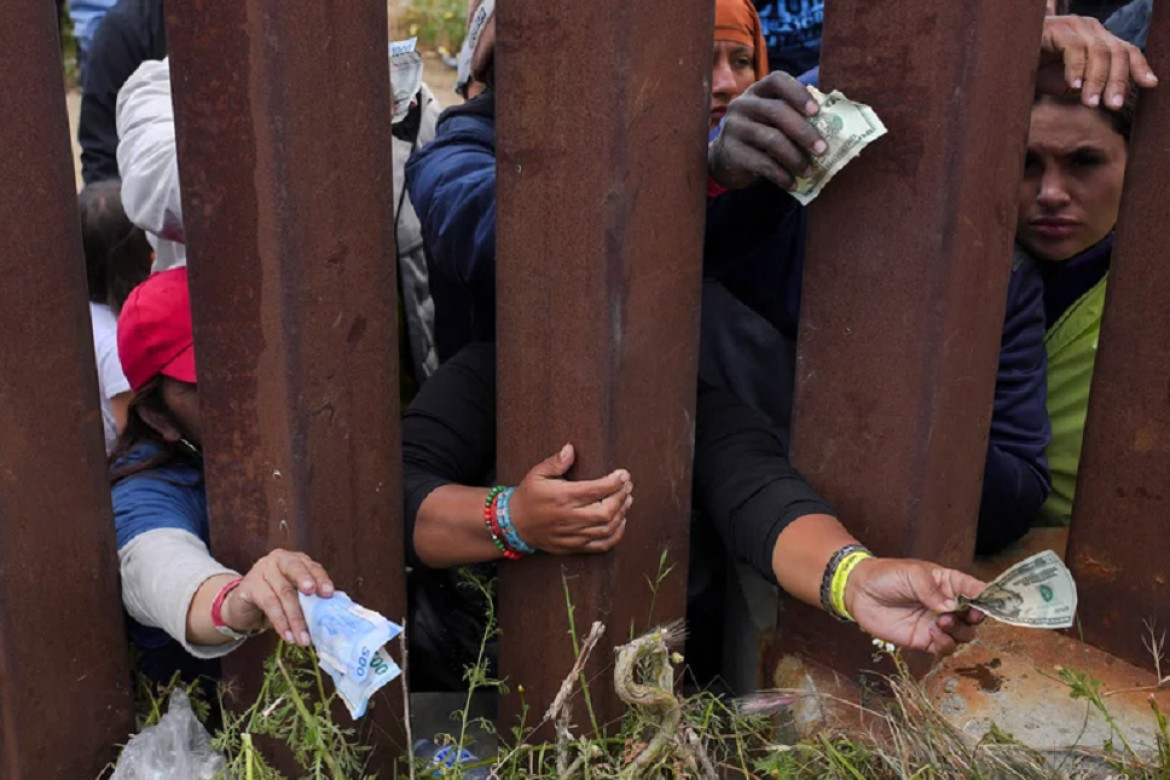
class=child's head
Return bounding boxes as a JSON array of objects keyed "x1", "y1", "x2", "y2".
[{"x1": 79, "y1": 181, "x2": 153, "y2": 314}]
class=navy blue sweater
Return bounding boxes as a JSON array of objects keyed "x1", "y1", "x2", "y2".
[{"x1": 405, "y1": 92, "x2": 1052, "y2": 554}]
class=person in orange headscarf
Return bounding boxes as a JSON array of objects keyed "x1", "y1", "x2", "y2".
[{"x1": 710, "y1": 0, "x2": 769, "y2": 130}]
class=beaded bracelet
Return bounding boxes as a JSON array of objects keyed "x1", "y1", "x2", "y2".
[
  {"x1": 819, "y1": 543, "x2": 872, "y2": 622},
  {"x1": 488, "y1": 497, "x2": 523, "y2": 560},
  {"x1": 483, "y1": 486, "x2": 508, "y2": 554},
  {"x1": 496, "y1": 488, "x2": 536, "y2": 556}
]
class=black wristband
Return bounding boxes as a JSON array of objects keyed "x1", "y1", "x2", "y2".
[{"x1": 819, "y1": 543, "x2": 870, "y2": 621}]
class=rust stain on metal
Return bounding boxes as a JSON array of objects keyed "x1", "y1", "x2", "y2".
[
  {"x1": 777, "y1": 1, "x2": 1047, "y2": 674},
  {"x1": 494, "y1": 0, "x2": 713, "y2": 734},
  {"x1": 954, "y1": 657, "x2": 1003, "y2": 693},
  {"x1": 1066, "y1": 5, "x2": 1170, "y2": 669},
  {"x1": 1073, "y1": 551, "x2": 1123, "y2": 581},
  {"x1": 0, "y1": 1, "x2": 135, "y2": 775},
  {"x1": 927, "y1": 621, "x2": 1170, "y2": 752},
  {"x1": 166, "y1": 0, "x2": 407, "y2": 766}
]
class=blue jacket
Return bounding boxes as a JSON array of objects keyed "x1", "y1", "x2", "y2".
[
  {"x1": 753, "y1": 0, "x2": 824, "y2": 76},
  {"x1": 405, "y1": 90, "x2": 1052, "y2": 554}
]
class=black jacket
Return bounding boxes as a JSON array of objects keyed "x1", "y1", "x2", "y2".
[{"x1": 79, "y1": 0, "x2": 166, "y2": 184}]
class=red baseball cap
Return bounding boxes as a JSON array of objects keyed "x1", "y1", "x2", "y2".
[{"x1": 117, "y1": 267, "x2": 197, "y2": 392}]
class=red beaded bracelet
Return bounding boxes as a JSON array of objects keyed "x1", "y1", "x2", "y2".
[{"x1": 483, "y1": 489, "x2": 508, "y2": 554}]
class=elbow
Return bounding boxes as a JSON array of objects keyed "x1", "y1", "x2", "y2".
[{"x1": 410, "y1": 524, "x2": 449, "y2": 570}]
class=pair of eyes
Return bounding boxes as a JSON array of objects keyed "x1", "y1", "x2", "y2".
[
  {"x1": 713, "y1": 50, "x2": 754, "y2": 71},
  {"x1": 1024, "y1": 149, "x2": 1108, "y2": 172}
]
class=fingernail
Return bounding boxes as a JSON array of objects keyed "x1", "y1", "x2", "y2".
[
  {"x1": 805, "y1": 100, "x2": 819, "y2": 115},
  {"x1": 302, "y1": 580, "x2": 314, "y2": 591},
  {"x1": 299, "y1": 631, "x2": 312, "y2": 646},
  {"x1": 283, "y1": 630, "x2": 294, "y2": 643},
  {"x1": 1072, "y1": 78, "x2": 1083, "y2": 89},
  {"x1": 618, "y1": 470, "x2": 630, "y2": 483},
  {"x1": 813, "y1": 140, "x2": 828, "y2": 155},
  {"x1": 1110, "y1": 93, "x2": 1123, "y2": 108},
  {"x1": 560, "y1": 443, "x2": 572, "y2": 460},
  {"x1": 321, "y1": 582, "x2": 334, "y2": 595},
  {"x1": 1087, "y1": 93, "x2": 1100, "y2": 107}
]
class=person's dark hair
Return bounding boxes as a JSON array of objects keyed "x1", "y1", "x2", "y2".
[
  {"x1": 1035, "y1": 88, "x2": 1138, "y2": 143},
  {"x1": 108, "y1": 377, "x2": 199, "y2": 484},
  {"x1": 79, "y1": 181, "x2": 153, "y2": 314}
]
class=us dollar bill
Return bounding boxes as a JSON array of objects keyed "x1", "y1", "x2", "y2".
[
  {"x1": 959, "y1": 550, "x2": 1078, "y2": 629},
  {"x1": 790, "y1": 86, "x2": 888, "y2": 206}
]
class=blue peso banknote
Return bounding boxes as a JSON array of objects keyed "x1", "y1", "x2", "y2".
[{"x1": 299, "y1": 591, "x2": 401, "y2": 682}]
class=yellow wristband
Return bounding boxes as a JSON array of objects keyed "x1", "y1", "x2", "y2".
[{"x1": 829, "y1": 550, "x2": 873, "y2": 622}]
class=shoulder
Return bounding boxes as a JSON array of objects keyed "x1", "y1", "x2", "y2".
[{"x1": 111, "y1": 448, "x2": 207, "y2": 547}]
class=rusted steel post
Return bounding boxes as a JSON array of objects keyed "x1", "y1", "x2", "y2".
[
  {"x1": 778, "y1": 2, "x2": 1047, "y2": 671},
  {"x1": 494, "y1": 1, "x2": 713, "y2": 730},
  {"x1": 1066, "y1": 6, "x2": 1170, "y2": 669},
  {"x1": 164, "y1": 0, "x2": 406, "y2": 763},
  {"x1": 0, "y1": 2, "x2": 135, "y2": 775}
]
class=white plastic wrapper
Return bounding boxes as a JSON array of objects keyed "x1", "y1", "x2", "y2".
[{"x1": 111, "y1": 690, "x2": 225, "y2": 780}]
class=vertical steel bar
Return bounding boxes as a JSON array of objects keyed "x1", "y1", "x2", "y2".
[
  {"x1": 779, "y1": 1, "x2": 1047, "y2": 670},
  {"x1": 165, "y1": 0, "x2": 406, "y2": 764},
  {"x1": 1066, "y1": 6, "x2": 1170, "y2": 669},
  {"x1": 494, "y1": 0, "x2": 713, "y2": 730},
  {"x1": 0, "y1": 1, "x2": 135, "y2": 775}
]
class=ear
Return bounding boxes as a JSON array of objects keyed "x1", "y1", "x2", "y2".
[{"x1": 137, "y1": 403, "x2": 183, "y2": 443}]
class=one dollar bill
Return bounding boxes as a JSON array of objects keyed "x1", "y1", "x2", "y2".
[
  {"x1": 790, "y1": 86, "x2": 888, "y2": 206},
  {"x1": 959, "y1": 550, "x2": 1078, "y2": 629}
]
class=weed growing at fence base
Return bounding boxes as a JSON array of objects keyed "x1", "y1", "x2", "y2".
[{"x1": 122, "y1": 576, "x2": 1170, "y2": 778}]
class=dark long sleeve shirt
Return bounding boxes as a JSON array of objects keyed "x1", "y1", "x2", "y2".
[
  {"x1": 78, "y1": 0, "x2": 166, "y2": 184},
  {"x1": 402, "y1": 342, "x2": 835, "y2": 583},
  {"x1": 405, "y1": 81, "x2": 1051, "y2": 556}
]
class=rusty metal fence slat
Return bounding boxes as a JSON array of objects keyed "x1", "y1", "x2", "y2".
[
  {"x1": 1066, "y1": 4, "x2": 1170, "y2": 669},
  {"x1": 494, "y1": 0, "x2": 714, "y2": 732},
  {"x1": 164, "y1": 0, "x2": 407, "y2": 766},
  {"x1": 778, "y1": 0, "x2": 1047, "y2": 672},
  {"x1": 0, "y1": 2, "x2": 135, "y2": 775}
]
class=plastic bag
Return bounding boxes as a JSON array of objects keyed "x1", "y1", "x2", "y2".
[{"x1": 111, "y1": 689, "x2": 225, "y2": 780}]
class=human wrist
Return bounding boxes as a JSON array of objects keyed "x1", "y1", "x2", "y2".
[
  {"x1": 818, "y1": 543, "x2": 873, "y2": 621},
  {"x1": 220, "y1": 582, "x2": 260, "y2": 634},
  {"x1": 842, "y1": 556, "x2": 879, "y2": 622}
]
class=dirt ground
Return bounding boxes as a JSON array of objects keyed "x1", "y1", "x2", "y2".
[{"x1": 65, "y1": 51, "x2": 459, "y2": 190}]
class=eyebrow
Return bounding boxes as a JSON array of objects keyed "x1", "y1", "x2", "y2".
[{"x1": 1028, "y1": 142, "x2": 1109, "y2": 157}]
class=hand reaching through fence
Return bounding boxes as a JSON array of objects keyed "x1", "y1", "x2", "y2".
[
  {"x1": 508, "y1": 444, "x2": 633, "y2": 555},
  {"x1": 766, "y1": 513, "x2": 985, "y2": 656},
  {"x1": 1039, "y1": 14, "x2": 1158, "y2": 110},
  {"x1": 707, "y1": 70, "x2": 828, "y2": 191},
  {"x1": 845, "y1": 559, "x2": 986, "y2": 655},
  {"x1": 191, "y1": 550, "x2": 337, "y2": 647}
]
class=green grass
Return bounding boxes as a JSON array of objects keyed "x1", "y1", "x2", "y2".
[
  {"x1": 399, "y1": 0, "x2": 466, "y2": 54},
  {"x1": 116, "y1": 567, "x2": 1170, "y2": 779}
]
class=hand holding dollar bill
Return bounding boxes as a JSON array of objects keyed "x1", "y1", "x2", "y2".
[
  {"x1": 789, "y1": 86, "x2": 887, "y2": 205},
  {"x1": 299, "y1": 591, "x2": 403, "y2": 719},
  {"x1": 959, "y1": 550, "x2": 1078, "y2": 629}
]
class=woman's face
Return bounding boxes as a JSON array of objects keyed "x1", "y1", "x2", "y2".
[
  {"x1": 161, "y1": 378, "x2": 202, "y2": 446},
  {"x1": 1017, "y1": 100, "x2": 1129, "y2": 262},
  {"x1": 710, "y1": 41, "x2": 757, "y2": 130}
]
